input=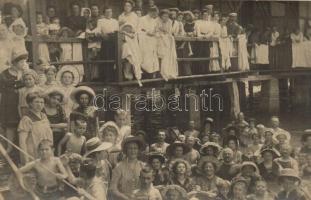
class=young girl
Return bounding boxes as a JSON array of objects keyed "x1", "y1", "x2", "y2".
[
  {"x1": 18, "y1": 92, "x2": 53, "y2": 164},
  {"x1": 200, "y1": 141, "x2": 222, "y2": 160},
  {"x1": 43, "y1": 65, "x2": 58, "y2": 89},
  {"x1": 18, "y1": 69, "x2": 42, "y2": 117},
  {"x1": 36, "y1": 12, "x2": 50, "y2": 63},
  {"x1": 99, "y1": 121, "x2": 122, "y2": 168},
  {"x1": 57, "y1": 118, "x2": 87, "y2": 156},
  {"x1": 69, "y1": 86, "x2": 99, "y2": 140},
  {"x1": 0, "y1": 48, "x2": 27, "y2": 153},
  {"x1": 155, "y1": 9, "x2": 178, "y2": 81},
  {"x1": 56, "y1": 65, "x2": 80, "y2": 117},
  {"x1": 43, "y1": 87, "x2": 67, "y2": 149}
]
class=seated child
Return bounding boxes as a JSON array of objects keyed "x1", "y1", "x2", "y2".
[
  {"x1": 20, "y1": 139, "x2": 68, "y2": 200},
  {"x1": 57, "y1": 119, "x2": 87, "y2": 156}
]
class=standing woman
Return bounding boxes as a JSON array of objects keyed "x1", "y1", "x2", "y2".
[
  {"x1": 18, "y1": 92, "x2": 53, "y2": 164},
  {"x1": 155, "y1": 9, "x2": 178, "y2": 81},
  {"x1": 110, "y1": 136, "x2": 146, "y2": 200},
  {"x1": 119, "y1": 0, "x2": 142, "y2": 86},
  {"x1": 69, "y1": 86, "x2": 99, "y2": 140},
  {"x1": 0, "y1": 48, "x2": 28, "y2": 153},
  {"x1": 43, "y1": 87, "x2": 68, "y2": 149}
]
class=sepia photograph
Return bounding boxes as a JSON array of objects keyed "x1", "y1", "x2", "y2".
[{"x1": 0, "y1": 0, "x2": 310, "y2": 199}]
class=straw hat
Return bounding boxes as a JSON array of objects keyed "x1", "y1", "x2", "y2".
[
  {"x1": 43, "y1": 86, "x2": 66, "y2": 103},
  {"x1": 121, "y1": 136, "x2": 146, "y2": 152},
  {"x1": 99, "y1": 121, "x2": 120, "y2": 140},
  {"x1": 240, "y1": 161, "x2": 259, "y2": 174},
  {"x1": 70, "y1": 86, "x2": 96, "y2": 104},
  {"x1": 147, "y1": 152, "x2": 166, "y2": 164},
  {"x1": 200, "y1": 142, "x2": 222, "y2": 155},
  {"x1": 166, "y1": 141, "x2": 191, "y2": 157},
  {"x1": 56, "y1": 65, "x2": 80, "y2": 86},
  {"x1": 260, "y1": 148, "x2": 280, "y2": 158},
  {"x1": 183, "y1": 11, "x2": 195, "y2": 20},
  {"x1": 272, "y1": 131, "x2": 291, "y2": 143},
  {"x1": 11, "y1": 47, "x2": 28, "y2": 63},
  {"x1": 84, "y1": 137, "x2": 113, "y2": 158},
  {"x1": 161, "y1": 185, "x2": 187, "y2": 200},
  {"x1": 22, "y1": 69, "x2": 39, "y2": 84},
  {"x1": 278, "y1": 168, "x2": 301, "y2": 184},
  {"x1": 169, "y1": 8, "x2": 180, "y2": 13}
]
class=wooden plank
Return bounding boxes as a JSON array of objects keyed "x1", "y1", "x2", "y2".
[
  {"x1": 28, "y1": 0, "x2": 39, "y2": 70},
  {"x1": 177, "y1": 57, "x2": 219, "y2": 61}
]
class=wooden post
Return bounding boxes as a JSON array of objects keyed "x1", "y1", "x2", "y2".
[
  {"x1": 116, "y1": 32, "x2": 123, "y2": 82},
  {"x1": 29, "y1": 0, "x2": 39, "y2": 69},
  {"x1": 121, "y1": 88, "x2": 132, "y2": 126},
  {"x1": 228, "y1": 81, "x2": 240, "y2": 119},
  {"x1": 291, "y1": 77, "x2": 311, "y2": 112},
  {"x1": 188, "y1": 88, "x2": 201, "y2": 129},
  {"x1": 260, "y1": 78, "x2": 280, "y2": 114}
]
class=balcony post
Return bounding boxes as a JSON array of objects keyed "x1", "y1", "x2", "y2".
[
  {"x1": 188, "y1": 88, "x2": 201, "y2": 129},
  {"x1": 116, "y1": 32, "x2": 123, "y2": 82},
  {"x1": 29, "y1": 0, "x2": 39, "y2": 69},
  {"x1": 228, "y1": 81, "x2": 241, "y2": 118},
  {"x1": 260, "y1": 78, "x2": 280, "y2": 114}
]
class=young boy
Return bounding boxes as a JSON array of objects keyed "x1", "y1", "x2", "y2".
[
  {"x1": 131, "y1": 166, "x2": 162, "y2": 200},
  {"x1": 247, "y1": 180, "x2": 274, "y2": 200},
  {"x1": 20, "y1": 139, "x2": 68, "y2": 200},
  {"x1": 150, "y1": 130, "x2": 169, "y2": 154},
  {"x1": 57, "y1": 119, "x2": 87, "y2": 156},
  {"x1": 274, "y1": 143, "x2": 299, "y2": 171}
]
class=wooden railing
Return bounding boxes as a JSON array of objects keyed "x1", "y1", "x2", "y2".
[{"x1": 24, "y1": 33, "x2": 280, "y2": 84}]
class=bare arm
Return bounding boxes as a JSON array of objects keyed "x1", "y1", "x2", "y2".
[
  {"x1": 57, "y1": 133, "x2": 70, "y2": 156},
  {"x1": 110, "y1": 167, "x2": 129, "y2": 200},
  {"x1": 19, "y1": 160, "x2": 36, "y2": 173},
  {"x1": 55, "y1": 158, "x2": 68, "y2": 180},
  {"x1": 19, "y1": 131, "x2": 30, "y2": 164}
]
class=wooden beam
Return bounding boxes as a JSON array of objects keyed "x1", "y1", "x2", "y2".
[
  {"x1": 228, "y1": 81, "x2": 240, "y2": 118},
  {"x1": 28, "y1": 0, "x2": 39, "y2": 70}
]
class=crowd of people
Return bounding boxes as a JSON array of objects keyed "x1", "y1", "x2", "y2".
[{"x1": 0, "y1": 1, "x2": 311, "y2": 200}]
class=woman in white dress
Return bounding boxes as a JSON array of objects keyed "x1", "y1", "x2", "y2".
[{"x1": 155, "y1": 9, "x2": 178, "y2": 81}]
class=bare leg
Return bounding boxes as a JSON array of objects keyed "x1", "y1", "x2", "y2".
[
  {"x1": 5, "y1": 127, "x2": 16, "y2": 153},
  {"x1": 123, "y1": 61, "x2": 134, "y2": 80}
]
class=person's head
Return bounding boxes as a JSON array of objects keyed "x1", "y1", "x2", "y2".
[
  {"x1": 123, "y1": 137, "x2": 144, "y2": 160},
  {"x1": 261, "y1": 150, "x2": 274, "y2": 162},
  {"x1": 159, "y1": 9, "x2": 170, "y2": 22},
  {"x1": 114, "y1": 109, "x2": 127, "y2": 127},
  {"x1": 222, "y1": 148, "x2": 234, "y2": 163},
  {"x1": 228, "y1": 139, "x2": 238, "y2": 150},
  {"x1": 123, "y1": 0, "x2": 134, "y2": 13},
  {"x1": 22, "y1": 70, "x2": 38, "y2": 88},
  {"x1": 61, "y1": 71, "x2": 74, "y2": 86},
  {"x1": 213, "y1": 12, "x2": 220, "y2": 22},
  {"x1": 67, "y1": 153, "x2": 82, "y2": 175},
  {"x1": 157, "y1": 130, "x2": 166, "y2": 142},
  {"x1": 184, "y1": 12, "x2": 193, "y2": 22},
  {"x1": 280, "y1": 143, "x2": 292, "y2": 158},
  {"x1": 46, "y1": 6, "x2": 56, "y2": 18},
  {"x1": 38, "y1": 139, "x2": 54, "y2": 160},
  {"x1": 90, "y1": 4, "x2": 99, "y2": 17},
  {"x1": 172, "y1": 160, "x2": 188, "y2": 175},
  {"x1": 135, "y1": 9, "x2": 142, "y2": 17},
  {"x1": 45, "y1": 66, "x2": 57, "y2": 82},
  {"x1": 26, "y1": 92, "x2": 45, "y2": 112},
  {"x1": 82, "y1": 8, "x2": 91, "y2": 18},
  {"x1": 166, "y1": 189, "x2": 180, "y2": 200},
  {"x1": 148, "y1": 6, "x2": 158, "y2": 18},
  {"x1": 278, "y1": 169, "x2": 301, "y2": 192},
  {"x1": 232, "y1": 181, "x2": 247, "y2": 199},
  {"x1": 276, "y1": 134, "x2": 287, "y2": 145},
  {"x1": 177, "y1": 12, "x2": 183, "y2": 22},
  {"x1": 202, "y1": 10, "x2": 209, "y2": 20},
  {"x1": 186, "y1": 136, "x2": 196, "y2": 147},
  {"x1": 104, "y1": 7, "x2": 113, "y2": 18},
  {"x1": 169, "y1": 9, "x2": 178, "y2": 20},
  {"x1": 229, "y1": 13, "x2": 238, "y2": 22},
  {"x1": 270, "y1": 116, "x2": 280, "y2": 128},
  {"x1": 11, "y1": 4, "x2": 23, "y2": 19},
  {"x1": 76, "y1": 91, "x2": 92, "y2": 107},
  {"x1": 189, "y1": 120, "x2": 195, "y2": 129},
  {"x1": 193, "y1": 10, "x2": 200, "y2": 20},
  {"x1": 80, "y1": 158, "x2": 97, "y2": 180},
  {"x1": 12, "y1": 52, "x2": 28, "y2": 71},
  {"x1": 264, "y1": 130, "x2": 274, "y2": 142},
  {"x1": 220, "y1": 16, "x2": 228, "y2": 25},
  {"x1": 174, "y1": 146, "x2": 184, "y2": 157},
  {"x1": 99, "y1": 122, "x2": 119, "y2": 144},
  {"x1": 237, "y1": 112, "x2": 245, "y2": 121},
  {"x1": 254, "y1": 180, "x2": 267, "y2": 196},
  {"x1": 251, "y1": 133, "x2": 260, "y2": 144},
  {"x1": 201, "y1": 135, "x2": 210, "y2": 144},
  {"x1": 241, "y1": 162, "x2": 257, "y2": 177},
  {"x1": 210, "y1": 133, "x2": 220, "y2": 143},
  {"x1": 302, "y1": 131, "x2": 311, "y2": 147},
  {"x1": 150, "y1": 157, "x2": 163, "y2": 170},
  {"x1": 204, "y1": 146, "x2": 217, "y2": 156},
  {"x1": 48, "y1": 90, "x2": 64, "y2": 107},
  {"x1": 148, "y1": 0, "x2": 155, "y2": 7},
  {"x1": 178, "y1": 134, "x2": 186, "y2": 143},
  {"x1": 74, "y1": 120, "x2": 87, "y2": 136},
  {"x1": 71, "y1": 2, "x2": 81, "y2": 16},
  {"x1": 139, "y1": 166, "x2": 154, "y2": 187},
  {"x1": 36, "y1": 12, "x2": 44, "y2": 24},
  {"x1": 51, "y1": 17, "x2": 60, "y2": 25},
  {"x1": 202, "y1": 160, "x2": 217, "y2": 177}
]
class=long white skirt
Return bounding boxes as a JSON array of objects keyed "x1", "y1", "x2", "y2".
[{"x1": 138, "y1": 32, "x2": 159, "y2": 73}]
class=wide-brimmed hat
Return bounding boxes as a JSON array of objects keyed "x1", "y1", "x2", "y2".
[
  {"x1": 302, "y1": 129, "x2": 311, "y2": 142},
  {"x1": 99, "y1": 121, "x2": 120, "y2": 140},
  {"x1": 43, "y1": 86, "x2": 66, "y2": 103},
  {"x1": 22, "y1": 69, "x2": 39, "y2": 84},
  {"x1": 260, "y1": 148, "x2": 280, "y2": 158},
  {"x1": 121, "y1": 136, "x2": 146, "y2": 153},
  {"x1": 70, "y1": 86, "x2": 96, "y2": 104},
  {"x1": 169, "y1": 7, "x2": 180, "y2": 13},
  {"x1": 197, "y1": 156, "x2": 220, "y2": 172},
  {"x1": 120, "y1": 23, "x2": 135, "y2": 33},
  {"x1": 272, "y1": 131, "x2": 291, "y2": 143},
  {"x1": 166, "y1": 141, "x2": 191, "y2": 157},
  {"x1": 203, "y1": 117, "x2": 214, "y2": 124},
  {"x1": 161, "y1": 185, "x2": 187, "y2": 200},
  {"x1": 183, "y1": 11, "x2": 195, "y2": 20},
  {"x1": 240, "y1": 161, "x2": 259, "y2": 174},
  {"x1": 200, "y1": 142, "x2": 222, "y2": 156},
  {"x1": 278, "y1": 168, "x2": 301, "y2": 184},
  {"x1": 147, "y1": 152, "x2": 166, "y2": 164},
  {"x1": 230, "y1": 177, "x2": 248, "y2": 189},
  {"x1": 84, "y1": 137, "x2": 113, "y2": 158},
  {"x1": 11, "y1": 47, "x2": 28, "y2": 63},
  {"x1": 56, "y1": 65, "x2": 80, "y2": 86}
]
